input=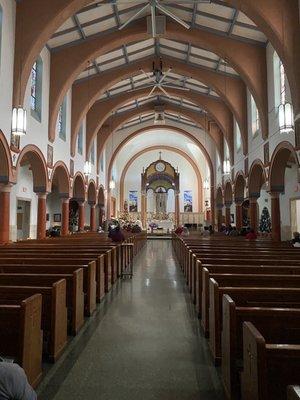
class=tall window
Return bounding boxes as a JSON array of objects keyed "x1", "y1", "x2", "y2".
[
  {"x1": 57, "y1": 96, "x2": 67, "y2": 141},
  {"x1": 30, "y1": 56, "x2": 43, "y2": 121},
  {"x1": 90, "y1": 141, "x2": 95, "y2": 165},
  {"x1": 77, "y1": 124, "x2": 83, "y2": 155},
  {"x1": 235, "y1": 119, "x2": 241, "y2": 153},
  {"x1": 100, "y1": 156, "x2": 104, "y2": 173},
  {"x1": 0, "y1": 6, "x2": 3, "y2": 68},
  {"x1": 250, "y1": 94, "x2": 260, "y2": 136}
]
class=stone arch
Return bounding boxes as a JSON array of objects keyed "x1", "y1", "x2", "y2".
[
  {"x1": 269, "y1": 141, "x2": 299, "y2": 193},
  {"x1": 72, "y1": 172, "x2": 85, "y2": 201},
  {"x1": 234, "y1": 171, "x2": 246, "y2": 202},
  {"x1": 50, "y1": 161, "x2": 70, "y2": 197},
  {"x1": 107, "y1": 124, "x2": 215, "y2": 222},
  {"x1": 16, "y1": 145, "x2": 48, "y2": 193},
  {"x1": 119, "y1": 145, "x2": 203, "y2": 213},
  {"x1": 248, "y1": 159, "x2": 267, "y2": 197},
  {"x1": 87, "y1": 180, "x2": 97, "y2": 204},
  {"x1": 224, "y1": 180, "x2": 233, "y2": 205},
  {"x1": 0, "y1": 130, "x2": 13, "y2": 184}
]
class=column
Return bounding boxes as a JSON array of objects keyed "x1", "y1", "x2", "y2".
[
  {"x1": 217, "y1": 206, "x2": 223, "y2": 231},
  {"x1": 78, "y1": 201, "x2": 85, "y2": 231},
  {"x1": 175, "y1": 191, "x2": 180, "y2": 226},
  {"x1": 107, "y1": 190, "x2": 111, "y2": 220},
  {"x1": 0, "y1": 185, "x2": 11, "y2": 244},
  {"x1": 37, "y1": 192, "x2": 47, "y2": 240},
  {"x1": 270, "y1": 192, "x2": 281, "y2": 241},
  {"x1": 141, "y1": 192, "x2": 146, "y2": 229},
  {"x1": 249, "y1": 197, "x2": 258, "y2": 232},
  {"x1": 99, "y1": 206, "x2": 104, "y2": 227},
  {"x1": 225, "y1": 202, "x2": 231, "y2": 226},
  {"x1": 235, "y1": 201, "x2": 243, "y2": 230},
  {"x1": 90, "y1": 203, "x2": 96, "y2": 231},
  {"x1": 61, "y1": 198, "x2": 70, "y2": 236}
]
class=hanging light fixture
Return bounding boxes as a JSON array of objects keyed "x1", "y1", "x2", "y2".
[
  {"x1": 12, "y1": 15, "x2": 27, "y2": 137},
  {"x1": 109, "y1": 178, "x2": 116, "y2": 190},
  {"x1": 203, "y1": 178, "x2": 209, "y2": 190},
  {"x1": 12, "y1": 107, "x2": 27, "y2": 136},
  {"x1": 223, "y1": 159, "x2": 231, "y2": 175}
]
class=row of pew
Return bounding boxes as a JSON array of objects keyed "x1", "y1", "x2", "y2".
[
  {"x1": 172, "y1": 233, "x2": 300, "y2": 400},
  {"x1": 0, "y1": 231, "x2": 146, "y2": 387}
]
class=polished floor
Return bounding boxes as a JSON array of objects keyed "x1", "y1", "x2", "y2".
[{"x1": 38, "y1": 240, "x2": 224, "y2": 400}]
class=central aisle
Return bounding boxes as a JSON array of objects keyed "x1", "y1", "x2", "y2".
[{"x1": 39, "y1": 240, "x2": 224, "y2": 400}]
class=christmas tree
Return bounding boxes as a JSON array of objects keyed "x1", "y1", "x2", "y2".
[{"x1": 259, "y1": 206, "x2": 271, "y2": 233}]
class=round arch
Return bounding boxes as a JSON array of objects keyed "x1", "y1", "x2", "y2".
[
  {"x1": 119, "y1": 145, "x2": 203, "y2": 213},
  {"x1": 15, "y1": 145, "x2": 48, "y2": 193},
  {"x1": 50, "y1": 161, "x2": 70, "y2": 197},
  {"x1": 269, "y1": 141, "x2": 299, "y2": 193},
  {"x1": 98, "y1": 185, "x2": 105, "y2": 207},
  {"x1": 234, "y1": 171, "x2": 246, "y2": 202},
  {"x1": 87, "y1": 180, "x2": 97, "y2": 204},
  {"x1": 0, "y1": 130, "x2": 13, "y2": 184},
  {"x1": 72, "y1": 172, "x2": 86, "y2": 201},
  {"x1": 248, "y1": 159, "x2": 267, "y2": 197}
]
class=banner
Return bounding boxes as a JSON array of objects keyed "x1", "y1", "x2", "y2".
[
  {"x1": 183, "y1": 190, "x2": 193, "y2": 212},
  {"x1": 129, "y1": 191, "x2": 138, "y2": 212}
]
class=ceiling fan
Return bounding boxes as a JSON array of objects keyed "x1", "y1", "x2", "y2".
[
  {"x1": 97, "y1": 1, "x2": 211, "y2": 36},
  {"x1": 132, "y1": 59, "x2": 190, "y2": 98}
]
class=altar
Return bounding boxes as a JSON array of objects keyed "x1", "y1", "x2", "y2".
[{"x1": 150, "y1": 219, "x2": 175, "y2": 231}]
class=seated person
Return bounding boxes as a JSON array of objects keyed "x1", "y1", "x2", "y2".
[
  {"x1": 203, "y1": 226, "x2": 210, "y2": 236},
  {"x1": 245, "y1": 228, "x2": 257, "y2": 240},
  {"x1": 291, "y1": 231, "x2": 300, "y2": 245},
  {"x1": 0, "y1": 361, "x2": 37, "y2": 400},
  {"x1": 208, "y1": 225, "x2": 214, "y2": 235},
  {"x1": 182, "y1": 227, "x2": 189, "y2": 237},
  {"x1": 229, "y1": 226, "x2": 238, "y2": 236},
  {"x1": 108, "y1": 224, "x2": 125, "y2": 243},
  {"x1": 175, "y1": 226, "x2": 184, "y2": 235}
]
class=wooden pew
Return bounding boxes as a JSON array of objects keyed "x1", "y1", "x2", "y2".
[
  {"x1": 208, "y1": 284, "x2": 300, "y2": 364},
  {"x1": 288, "y1": 386, "x2": 300, "y2": 400},
  {"x1": 221, "y1": 294, "x2": 300, "y2": 400},
  {"x1": 0, "y1": 259, "x2": 97, "y2": 315},
  {"x1": 241, "y1": 322, "x2": 300, "y2": 400},
  {"x1": 0, "y1": 294, "x2": 43, "y2": 387},
  {"x1": 202, "y1": 273, "x2": 300, "y2": 336},
  {"x1": 0, "y1": 280, "x2": 68, "y2": 361},
  {"x1": 0, "y1": 271, "x2": 84, "y2": 335}
]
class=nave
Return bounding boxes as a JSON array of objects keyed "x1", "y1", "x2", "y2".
[{"x1": 38, "y1": 240, "x2": 224, "y2": 400}]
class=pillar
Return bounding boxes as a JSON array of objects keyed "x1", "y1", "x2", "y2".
[
  {"x1": 107, "y1": 190, "x2": 111, "y2": 220},
  {"x1": 37, "y1": 192, "x2": 47, "y2": 240},
  {"x1": 270, "y1": 192, "x2": 281, "y2": 241},
  {"x1": 225, "y1": 202, "x2": 231, "y2": 226},
  {"x1": 90, "y1": 203, "x2": 96, "y2": 231},
  {"x1": 0, "y1": 185, "x2": 11, "y2": 244},
  {"x1": 99, "y1": 206, "x2": 104, "y2": 227},
  {"x1": 175, "y1": 191, "x2": 180, "y2": 226},
  {"x1": 217, "y1": 206, "x2": 223, "y2": 231},
  {"x1": 235, "y1": 201, "x2": 243, "y2": 230},
  {"x1": 249, "y1": 197, "x2": 258, "y2": 232},
  {"x1": 141, "y1": 192, "x2": 147, "y2": 229},
  {"x1": 61, "y1": 198, "x2": 69, "y2": 236},
  {"x1": 78, "y1": 201, "x2": 85, "y2": 231}
]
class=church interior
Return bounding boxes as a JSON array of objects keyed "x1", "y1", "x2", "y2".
[{"x1": 0, "y1": 1, "x2": 300, "y2": 399}]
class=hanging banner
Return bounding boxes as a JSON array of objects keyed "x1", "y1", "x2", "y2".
[
  {"x1": 183, "y1": 190, "x2": 193, "y2": 212},
  {"x1": 129, "y1": 191, "x2": 138, "y2": 212}
]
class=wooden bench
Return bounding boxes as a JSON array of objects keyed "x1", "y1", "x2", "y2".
[
  {"x1": 0, "y1": 280, "x2": 68, "y2": 361},
  {"x1": 0, "y1": 271, "x2": 84, "y2": 335},
  {"x1": 0, "y1": 259, "x2": 97, "y2": 315},
  {"x1": 0, "y1": 294, "x2": 43, "y2": 387},
  {"x1": 241, "y1": 322, "x2": 300, "y2": 400},
  {"x1": 208, "y1": 284, "x2": 300, "y2": 364},
  {"x1": 221, "y1": 294, "x2": 300, "y2": 400}
]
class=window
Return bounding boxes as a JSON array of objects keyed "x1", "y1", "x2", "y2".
[
  {"x1": 77, "y1": 124, "x2": 83, "y2": 155},
  {"x1": 30, "y1": 56, "x2": 43, "y2": 121},
  {"x1": 57, "y1": 96, "x2": 67, "y2": 141},
  {"x1": 90, "y1": 141, "x2": 95, "y2": 165},
  {"x1": 250, "y1": 94, "x2": 260, "y2": 136},
  {"x1": 100, "y1": 156, "x2": 104, "y2": 173},
  {"x1": 235, "y1": 120, "x2": 241, "y2": 153},
  {"x1": 273, "y1": 51, "x2": 281, "y2": 109}
]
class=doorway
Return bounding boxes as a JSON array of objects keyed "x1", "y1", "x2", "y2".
[
  {"x1": 290, "y1": 198, "x2": 300, "y2": 236},
  {"x1": 17, "y1": 200, "x2": 31, "y2": 240}
]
